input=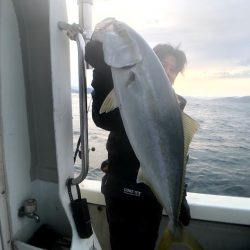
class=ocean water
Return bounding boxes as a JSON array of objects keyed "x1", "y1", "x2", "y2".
[{"x1": 72, "y1": 94, "x2": 250, "y2": 198}]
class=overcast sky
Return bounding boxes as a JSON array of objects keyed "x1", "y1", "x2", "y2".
[{"x1": 67, "y1": 0, "x2": 250, "y2": 97}]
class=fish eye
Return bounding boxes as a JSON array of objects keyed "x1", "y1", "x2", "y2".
[{"x1": 128, "y1": 71, "x2": 136, "y2": 82}]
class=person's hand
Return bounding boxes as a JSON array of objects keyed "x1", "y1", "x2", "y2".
[
  {"x1": 179, "y1": 184, "x2": 191, "y2": 226},
  {"x1": 66, "y1": 23, "x2": 83, "y2": 41},
  {"x1": 101, "y1": 159, "x2": 110, "y2": 173}
]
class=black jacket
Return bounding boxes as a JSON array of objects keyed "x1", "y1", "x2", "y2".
[{"x1": 86, "y1": 41, "x2": 140, "y2": 181}]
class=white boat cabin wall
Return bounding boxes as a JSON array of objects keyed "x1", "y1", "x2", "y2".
[{"x1": 0, "y1": 0, "x2": 100, "y2": 249}]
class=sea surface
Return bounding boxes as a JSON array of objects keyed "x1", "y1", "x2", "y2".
[{"x1": 72, "y1": 93, "x2": 250, "y2": 198}]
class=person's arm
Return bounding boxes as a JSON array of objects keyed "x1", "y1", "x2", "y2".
[
  {"x1": 177, "y1": 94, "x2": 187, "y2": 110},
  {"x1": 91, "y1": 72, "x2": 124, "y2": 132},
  {"x1": 179, "y1": 184, "x2": 191, "y2": 226},
  {"x1": 177, "y1": 94, "x2": 191, "y2": 225},
  {"x1": 85, "y1": 40, "x2": 124, "y2": 132}
]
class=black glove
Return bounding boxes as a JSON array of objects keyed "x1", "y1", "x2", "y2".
[
  {"x1": 101, "y1": 159, "x2": 110, "y2": 173},
  {"x1": 179, "y1": 184, "x2": 191, "y2": 226}
]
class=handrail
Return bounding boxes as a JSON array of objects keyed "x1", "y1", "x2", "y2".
[{"x1": 58, "y1": 22, "x2": 89, "y2": 185}]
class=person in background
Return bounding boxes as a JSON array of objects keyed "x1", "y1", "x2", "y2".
[
  {"x1": 153, "y1": 43, "x2": 187, "y2": 109},
  {"x1": 85, "y1": 41, "x2": 190, "y2": 250}
]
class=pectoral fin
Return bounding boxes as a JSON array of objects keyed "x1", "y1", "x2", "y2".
[
  {"x1": 136, "y1": 167, "x2": 150, "y2": 186},
  {"x1": 99, "y1": 88, "x2": 119, "y2": 114}
]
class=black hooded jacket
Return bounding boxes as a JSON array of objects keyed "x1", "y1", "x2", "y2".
[{"x1": 85, "y1": 40, "x2": 140, "y2": 181}]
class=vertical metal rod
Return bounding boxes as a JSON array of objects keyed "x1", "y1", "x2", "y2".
[
  {"x1": 58, "y1": 1, "x2": 93, "y2": 186},
  {"x1": 71, "y1": 33, "x2": 89, "y2": 185},
  {"x1": 78, "y1": 0, "x2": 93, "y2": 39}
]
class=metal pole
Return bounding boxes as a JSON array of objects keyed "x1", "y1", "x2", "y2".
[
  {"x1": 78, "y1": 0, "x2": 93, "y2": 39},
  {"x1": 58, "y1": 21, "x2": 89, "y2": 185},
  {"x1": 71, "y1": 33, "x2": 89, "y2": 185},
  {"x1": 58, "y1": 1, "x2": 93, "y2": 186}
]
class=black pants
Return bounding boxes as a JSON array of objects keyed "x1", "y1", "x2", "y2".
[{"x1": 102, "y1": 174, "x2": 163, "y2": 250}]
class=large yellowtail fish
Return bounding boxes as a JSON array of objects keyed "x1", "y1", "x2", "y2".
[{"x1": 91, "y1": 18, "x2": 202, "y2": 249}]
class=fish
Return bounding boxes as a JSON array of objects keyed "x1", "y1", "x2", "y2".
[{"x1": 91, "y1": 18, "x2": 201, "y2": 247}]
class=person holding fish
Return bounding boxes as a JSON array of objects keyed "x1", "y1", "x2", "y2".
[
  {"x1": 84, "y1": 18, "x2": 196, "y2": 250},
  {"x1": 85, "y1": 41, "x2": 190, "y2": 250}
]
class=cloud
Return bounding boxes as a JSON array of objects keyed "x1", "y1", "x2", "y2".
[
  {"x1": 125, "y1": 0, "x2": 250, "y2": 69},
  {"x1": 213, "y1": 70, "x2": 250, "y2": 79},
  {"x1": 68, "y1": 0, "x2": 250, "y2": 95},
  {"x1": 238, "y1": 58, "x2": 250, "y2": 66}
]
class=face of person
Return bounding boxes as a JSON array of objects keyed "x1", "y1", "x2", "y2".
[{"x1": 162, "y1": 55, "x2": 179, "y2": 85}]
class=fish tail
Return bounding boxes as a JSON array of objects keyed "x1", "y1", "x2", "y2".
[{"x1": 157, "y1": 227, "x2": 203, "y2": 250}]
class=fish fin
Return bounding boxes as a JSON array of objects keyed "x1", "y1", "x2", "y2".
[
  {"x1": 136, "y1": 167, "x2": 150, "y2": 186},
  {"x1": 182, "y1": 112, "x2": 200, "y2": 162},
  {"x1": 158, "y1": 227, "x2": 203, "y2": 250},
  {"x1": 99, "y1": 89, "x2": 119, "y2": 114}
]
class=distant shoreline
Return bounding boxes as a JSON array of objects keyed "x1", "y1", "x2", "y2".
[
  {"x1": 71, "y1": 90, "x2": 250, "y2": 102},
  {"x1": 71, "y1": 87, "x2": 93, "y2": 94}
]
